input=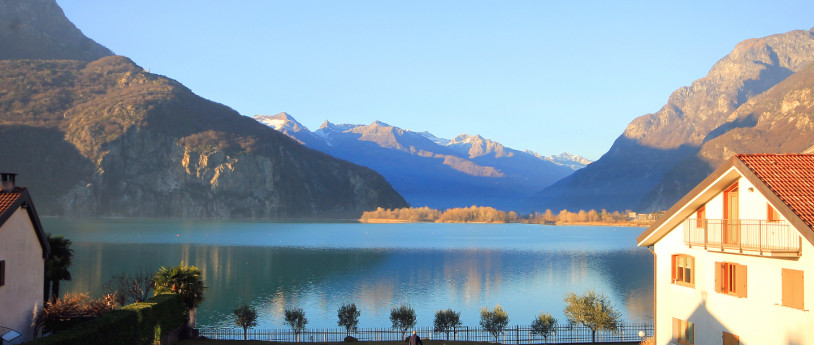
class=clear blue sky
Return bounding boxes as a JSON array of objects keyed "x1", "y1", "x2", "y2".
[{"x1": 56, "y1": 1, "x2": 814, "y2": 160}]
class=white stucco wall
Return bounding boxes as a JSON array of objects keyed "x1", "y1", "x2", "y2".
[
  {"x1": 0, "y1": 207, "x2": 44, "y2": 344},
  {"x1": 654, "y1": 176, "x2": 813, "y2": 345}
]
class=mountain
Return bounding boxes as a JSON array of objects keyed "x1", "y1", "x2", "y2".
[
  {"x1": 0, "y1": 0, "x2": 408, "y2": 218},
  {"x1": 254, "y1": 113, "x2": 587, "y2": 210},
  {"x1": 527, "y1": 27, "x2": 814, "y2": 213},
  {"x1": 0, "y1": 0, "x2": 112, "y2": 60}
]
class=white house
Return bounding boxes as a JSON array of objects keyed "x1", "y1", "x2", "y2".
[
  {"x1": 0, "y1": 173, "x2": 49, "y2": 344},
  {"x1": 638, "y1": 154, "x2": 814, "y2": 345}
]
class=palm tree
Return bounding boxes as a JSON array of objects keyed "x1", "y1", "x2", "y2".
[
  {"x1": 44, "y1": 234, "x2": 73, "y2": 303},
  {"x1": 153, "y1": 263, "x2": 206, "y2": 310}
]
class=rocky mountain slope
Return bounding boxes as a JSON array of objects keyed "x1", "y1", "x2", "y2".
[
  {"x1": 527, "y1": 27, "x2": 814, "y2": 212},
  {"x1": 0, "y1": 0, "x2": 408, "y2": 218},
  {"x1": 254, "y1": 113, "x2": 587, "y2": 210},
  {"x1": 0, "y1": 0, "x2": 112, "y2": 60}
]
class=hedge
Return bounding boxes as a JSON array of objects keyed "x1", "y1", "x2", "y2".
[{"x1": 24, "y1": 294, "x2": 185, "y2": 345}]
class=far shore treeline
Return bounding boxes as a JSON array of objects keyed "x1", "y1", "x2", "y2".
[{"x1": 360, "y1": 206, "x2": 660, "y2": 226}]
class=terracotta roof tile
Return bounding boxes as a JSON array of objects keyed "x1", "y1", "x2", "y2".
[
  {"x1": 737, "y1": 153, "x2": 814, "y2": 230},
  {"x1": 0, "y1": 189, "x2": 23, "y2": 219}
]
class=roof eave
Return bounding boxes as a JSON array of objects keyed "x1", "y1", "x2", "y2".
[
  {"x1": 0, "y1": 189, "x2": 50, "y2": 258},
  {"x1": 637, "y1": 156, "x2": 742, "y2": 247}
]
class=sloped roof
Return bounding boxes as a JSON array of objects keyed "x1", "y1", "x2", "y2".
[
  {"x1": 737, "y1": 154, "x2": 814, "y2": 230},
  {"x1": 0, "y1": 187, "x2": 50, "y2": 258},
  {"x1": 638, "y1": 153, "x2": 814, "y2": 247},
  {"x1": 0, "y1": 190, "x2": 23, "y2": 215}
]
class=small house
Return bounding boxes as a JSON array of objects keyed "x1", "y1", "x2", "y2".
[
  {"x1": 0, "y1": 173, "x2": 50, "y2": 344},
  {"x1": 638, "y1": 154, "x2": 814, "y2": 345}
]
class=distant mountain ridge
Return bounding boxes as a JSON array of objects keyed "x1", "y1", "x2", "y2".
[
  {"x1": 0, "y1": 0, "x2": 112, "y2": 60},
  {"x1": 0, "y1": 0, "x2": 408, "y2": 218},
  {"x1": 254, "y1": 113, "x2": 591, "y2": 210},
  {"x1": 527, "y1": 27, "x2": 814, "y2": 213}
]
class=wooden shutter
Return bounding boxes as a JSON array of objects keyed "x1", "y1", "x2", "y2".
[
  {"x1": 736, "y1": 264, "x2": 748, "y2": 298},
  {"x1": 782, "y1": 269, "x2": 804, "y2": 309},
  {"x1": 715, "y1": 262, "x2": 722, "y2": 293},
  {"x1": 672, "y1": 318, "x2": 679, "y2": 342},
  {"x1": 671, "y1": 255, "x2": 677, "y2": 282},
  {"x1": 723, "y1": 331, "x2": 739, "y2": 345}
]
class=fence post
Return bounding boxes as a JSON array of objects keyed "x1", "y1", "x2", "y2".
[{"x1": 516, "y1": 325, "x2": 520, "y2": 345}]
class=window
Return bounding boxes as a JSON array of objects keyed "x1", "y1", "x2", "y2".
[
  {"x1": 723, "y1": 331, "x2": 739, "y2": 345},
  {"x1": 767, "y1": 204, "x2": 782, "y2": 222},
  {"x1": 672, "y1": 318, "x2": 694, "y2": 344},
  {"x1": 715, "y1": 262, "x2": 747, "y2": 297},
  {"x1": 696, "y1": 206, "x2": 705, "y2": 228},
  {"x1": 782, "y1": 268, "x2": 804, "y2": 310},
  {"x1": 0, "y1": 260, "x2": 4, "y2": 287},
  {"x1": 672, "y1": 254, "x2": 695, "y2": 287}
]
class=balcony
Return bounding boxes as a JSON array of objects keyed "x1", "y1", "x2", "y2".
[{"x1": 683, "y1": 219, "x2": 801, "y2": 257}]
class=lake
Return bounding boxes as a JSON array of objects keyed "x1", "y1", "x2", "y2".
[{"x1": 43, "y1": 219, "x2": 653, "y2": 330}]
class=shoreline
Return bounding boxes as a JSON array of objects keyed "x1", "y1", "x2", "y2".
[{"x1": 359, "y1": 218, "x2": 652, "y2": 227}]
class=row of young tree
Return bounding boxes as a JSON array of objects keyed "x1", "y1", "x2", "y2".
[
  {"x1": 232, "y1": 289, "x2": 621, "y2": 344},
  {"x1": 361, "y1": 206, "x2": 641, "y2": 225}
]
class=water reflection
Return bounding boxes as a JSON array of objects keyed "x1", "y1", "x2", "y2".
[
  {"x1": 65, "y1": 243, "x2": 652, "y2": 329},
  {"x1": 49, "y1": 220, "x2": 652, "y2": 329}
]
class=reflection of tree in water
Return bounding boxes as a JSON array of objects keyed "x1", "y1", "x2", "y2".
[{"x1": 586, "y1": 249, "x2": 654, "y2": 322}]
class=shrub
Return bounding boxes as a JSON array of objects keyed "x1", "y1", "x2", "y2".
[
  {"x1": 337, "y1": 302, "x2": 361, "y2": 334},
  {"x1": 563, "y1": 289, "x2": 621, "y2": 344},
  {"x1": 23, "y1": 294, "x2": 184, "y2": 345},
  {"x1": 480, "y1": 304, "x2": 509, "y2": 342},
  {"x1": 233, "y1": 303, "x2": 258, "y2": 340},
  {"x1": 284, "y1": 308, "x2": 308, "y2": 342},
  {"x1": 389, "y1": 304, "x2": 416, "y2": 340},
  {"x1": 33, "y1": 292, "x2": 118, "y2": 334},
  {"x1": 530, "y1": 313, "x2": 557, "y2": 344},
  {"x1": 433, "y1": 309, "x2": 461, "y2": 340}
]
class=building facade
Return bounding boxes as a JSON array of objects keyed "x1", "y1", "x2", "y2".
[
  {"x1": 638, "y1": 154, "x2": 814, "y2": 345},
  {"x1": 0, "y1": 173, "x2": 49, "y2": 344}
]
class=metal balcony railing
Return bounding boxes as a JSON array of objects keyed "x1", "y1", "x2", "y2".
[{"x1": 683, "y1": 219, "x2": 801, "y2": 257}]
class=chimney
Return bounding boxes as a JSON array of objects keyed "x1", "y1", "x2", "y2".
[{"x1": 1, "y1": 173, "x2": 17, "y2": 192}]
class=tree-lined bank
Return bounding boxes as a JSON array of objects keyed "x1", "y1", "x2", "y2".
[{"x1": 360, "y1": 206, "x2": 659, "y2": 226}]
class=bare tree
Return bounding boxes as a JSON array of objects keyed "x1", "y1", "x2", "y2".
[{"x1": 105, "y1": 267, "x2": 155, "y2": 305}]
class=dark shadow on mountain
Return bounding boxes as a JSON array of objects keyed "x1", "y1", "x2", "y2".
[
  {"x1": 0, "y1": 125, "x2": 95, "y2": 214},
  {"x1": 701, "y1": 113, "x2": 758, "y2": 144},
  {"x1": 524, "y1": 136, "x2": 697, "y2": 213},
  {"x1": 637, "y1": 153, "x2": 715, "y2": 212},
  {"x1": 735, "y1": 47, "x2": 794, "y2": 105}
]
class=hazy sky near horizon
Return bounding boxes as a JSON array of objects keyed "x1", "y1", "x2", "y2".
[{"x1": 57, "y1": 1, "x2": 814, "y2": 160}]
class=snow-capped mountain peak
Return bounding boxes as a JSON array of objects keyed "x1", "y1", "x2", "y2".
[
  {"x1": 418, "y1": 131, "x2": 450, "y2": 146},
  {"x1": 254, "y1": 113, "x2": 308, "y2": 133}
]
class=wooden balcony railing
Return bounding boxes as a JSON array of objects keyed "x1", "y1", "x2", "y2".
[{"x1": 683, "y1": 219, "x2": 801, "y2": 257}]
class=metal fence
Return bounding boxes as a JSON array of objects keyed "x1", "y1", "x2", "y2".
[{"x1": 199, "y1": 323, "x2": 653, "y2": 343}]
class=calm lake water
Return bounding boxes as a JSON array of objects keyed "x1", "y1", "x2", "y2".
[{"x1": 42, "y1": 219, "x2": 653, "y2": 330}]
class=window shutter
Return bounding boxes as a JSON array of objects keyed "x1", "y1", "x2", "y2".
[
  {"x1": 715, "y1": 262, "x2": 722, "y2": 293},
  {"x1": 798, "y1": 271, "x2": 805, "y2": 309},
  {"x1": 672, "y1": 318, "x2": 679, "y2": 342},
  {"x1": 783, "y1": 269, "x2": 791, "y2": 307},
  {"x1": 737, "y1": 264, "x2": 748, "y2": 298},
  {"x1": 783, "y1": 269, "x2": 804, "y2": 309},
  {"x1": 671, "y1": 255, "x2": 677, "y2": 282}
]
